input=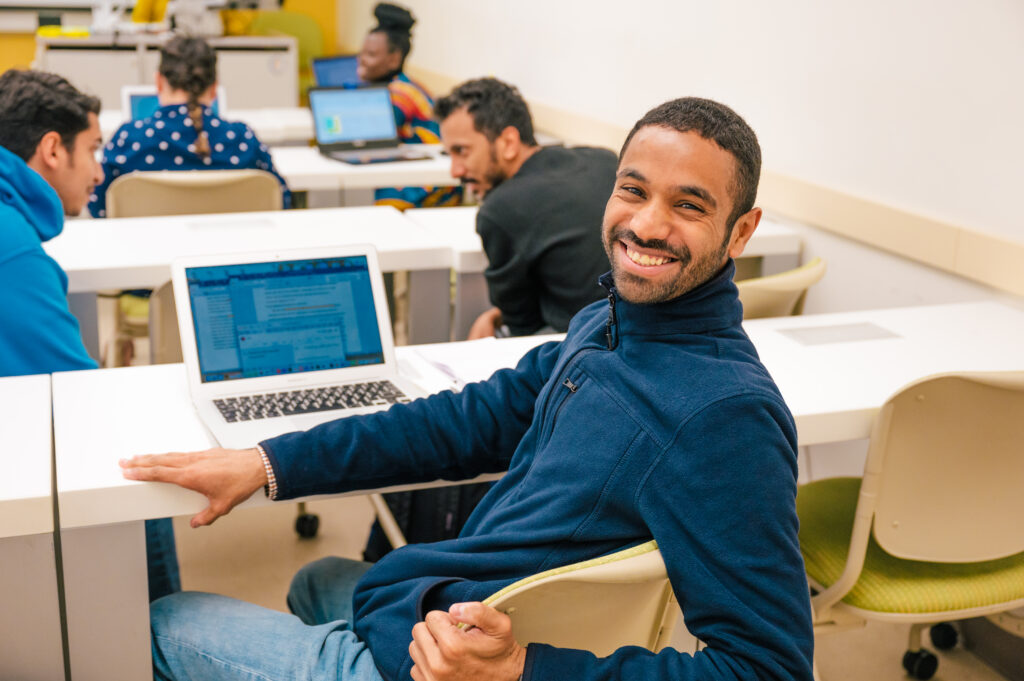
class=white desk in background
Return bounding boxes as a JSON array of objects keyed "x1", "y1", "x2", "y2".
[
  {"x1": 269, "y1": 146, "x2": 458, "y2": 207},
  {"x1": 99, "y1": 107, "x2": 314, "y2": 146},
  {"x1": 0, "y1": 374, "x2": 64, "y2": 681},
  {"x1": 50, "y1": 300, "x2": 1024, "y2": 679},
  {"x1": 405, "y1": 206, "x2": 804, "y2": 340},
  {"x1": 44, "y1": 206, "x2": 454, "y2": 356}
]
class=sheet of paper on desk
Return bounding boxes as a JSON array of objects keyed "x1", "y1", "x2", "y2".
[{"x1": 415, "y1": 335, "x2": 563, "y2": 386}]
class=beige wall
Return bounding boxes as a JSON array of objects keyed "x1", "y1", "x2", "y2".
[{"x1": 338, "y1": 0, "x2": 1024, "y2": 298}]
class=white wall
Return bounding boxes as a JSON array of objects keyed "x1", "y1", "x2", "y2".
[{"x1": 341, "y1": 0, "x2": 1022, "y2": 311}]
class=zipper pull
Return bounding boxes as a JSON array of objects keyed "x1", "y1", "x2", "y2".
[
  {"x1": 562, "y1": 377, "x2": 578, "y2": 393},
  {"x1": 604, "y1": 292, "x2": 618, "y2": 350}
]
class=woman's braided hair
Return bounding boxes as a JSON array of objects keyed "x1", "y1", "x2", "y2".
[{"x1": 158, "y1": 36, "x2": 216, "y2": 159}]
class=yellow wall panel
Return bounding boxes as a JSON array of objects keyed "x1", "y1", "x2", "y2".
[
  {"x1": 283, "y1": 0, "x2": 336, "y2": 54},
  {"x1": 0, "y1": 33, "x2": 36, "y2": 72}
]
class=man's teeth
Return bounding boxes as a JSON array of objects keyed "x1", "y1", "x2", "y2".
[{"x1": 625, "y1": 245, "x2": 671, "y2": 266}]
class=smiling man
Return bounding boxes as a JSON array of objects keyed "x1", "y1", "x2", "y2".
[
  {"x1": 436, "y1": 78, "x2": 617, "y2": 339},
  {"x1": 125, "y1": 96, "x2": 814, "y2": 681}
]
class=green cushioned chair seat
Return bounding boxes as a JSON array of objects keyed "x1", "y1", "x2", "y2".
[{"x1": 798, "y1": 477, "x2": 1024, "y2": 614}]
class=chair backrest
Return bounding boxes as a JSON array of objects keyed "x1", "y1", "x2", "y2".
[
  {"x1": 736, "y1": 257, "x2": 826, "y2": 319},
  {"x1": 864, "y1": 371, "x2": 1024, "y2": 562},
  {"x1": 106, "y1": 169, "x2": 283, "y2": 219},
  {"x1": 483, "y1": 541, "x2": 678, "y2": 656}
]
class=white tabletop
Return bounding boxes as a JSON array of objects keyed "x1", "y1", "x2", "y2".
[
  {"x1": 45, "y1": 206, "x2": 453, "y2": 293},
  {"x1": 99, "y1": 107, "x2": 313, "y2": 146},
  {"x1": 0, "y1": 374, "x2": 53, "y2": 537},
  {"x1": 269, "y1": 145, "x2": 458, "y2": 193},
  {"x1": 405, "y1": 207, "x2": 803, "y2": 274},
  {"x1": 51, "y1": 300, "x2": 1024, "y2": 527}
]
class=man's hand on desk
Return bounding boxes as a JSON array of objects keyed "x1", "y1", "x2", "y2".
[
  {"x1": 410, "y1": 602, "x2": 526, "y2": 681},
  {"x1": 119, "y1": 447, "x2": 268, "y2": 528}
]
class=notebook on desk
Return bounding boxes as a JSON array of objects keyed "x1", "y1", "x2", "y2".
[
  {"x1": 120, "y1": 84, "x2": 227, "y2": 121},
  {"x1": 172, "y1": 246, "x2": 426, "y2": 450},
  {"x1": 308, "y1": 86, "x2": 430, "y2": 164}
]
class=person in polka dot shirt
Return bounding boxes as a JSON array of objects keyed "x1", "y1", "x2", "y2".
[{"x1": 87, "y1": 35, "x2": 291, "y2": 218}]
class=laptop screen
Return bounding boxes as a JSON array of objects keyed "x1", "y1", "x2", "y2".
[
  {"x1": 312, "y1": 55, "x2": 362, "y2": 88},
  {"x1": 309, "y1": 87, "x2": 397, "y2": 145},
  {"x1": 129, "y1": 93, "x2": 221, "y2": 121},
  {"x1": 185, "y1": 256, "x2": 385, "y2": 383}
]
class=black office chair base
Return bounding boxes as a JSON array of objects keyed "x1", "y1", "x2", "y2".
[
  {"x1": 929, "y1": 622, "x2": 958, "y2": 650},
  {"x1": 902, "y1": 649, "x2": 938, "y2": 680},
  {"x1": 295, "y1": 501, "x2": 320, "y2": 539}
]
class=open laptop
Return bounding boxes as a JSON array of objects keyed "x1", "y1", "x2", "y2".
[
  {"x1": 120, "y1": 84, "x2": 227, "y2": 122},
  {"x1": 172, "y1": 246, "x2": 426, "y2": 449},
  {"x1": 312, "y1": 54, "x2": 363, "y2": 88},
  {"x1": 308, "y1": 86, "x2": 430, "y2": 164}
]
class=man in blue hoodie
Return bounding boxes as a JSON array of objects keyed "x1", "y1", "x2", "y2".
[
  {"x1": 0, "y1": 68, "x2": 182, "y2": 603},
  {"x1": 124, "y1": 97, "x2": 814, "y2": 681},
  {"x1": 0, "y1": 69, "x2": 103, "y2": 376}
]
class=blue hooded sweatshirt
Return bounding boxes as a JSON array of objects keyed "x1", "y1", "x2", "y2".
[{"x1": 0, "y1": 144, "x2": 97, "y2": 376}]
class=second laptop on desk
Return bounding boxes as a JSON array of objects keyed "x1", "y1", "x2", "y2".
[
  {"x1": 172, "y1": 246, "x2": 427, "y2": 449},
  {"x1": 309, "y1": 86, "x2": 432, "y2": 165}
]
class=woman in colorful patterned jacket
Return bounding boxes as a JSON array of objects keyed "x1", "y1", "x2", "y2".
[{"x1": 357, "y1": 2, "x2": 461, "y2": 210}]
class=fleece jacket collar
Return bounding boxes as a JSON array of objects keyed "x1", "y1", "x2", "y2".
[{"x1": 0, "y1": 145, "x2": 64, "y2": 243}]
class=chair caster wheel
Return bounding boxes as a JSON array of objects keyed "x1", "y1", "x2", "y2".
[
  {"x1": 902, "y1": 649, "x2": 938, "y2": 680},
  {"x1": 930, "y1": 622, "x2": 958, "y2": 650},
  {"x1": 295, "y1": 513, "x2": 320, "y2": 538}
]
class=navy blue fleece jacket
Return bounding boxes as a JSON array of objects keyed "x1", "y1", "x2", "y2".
[{"x1": 261, "y1": 261, "x2": 814, "y2": 681}]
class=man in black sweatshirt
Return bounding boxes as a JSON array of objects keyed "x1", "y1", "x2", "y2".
[{"x1": 437, "y1": 78, "x2": 616, "y2": 339}]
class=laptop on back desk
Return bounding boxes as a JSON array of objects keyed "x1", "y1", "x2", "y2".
[{"x1": 308, "y1": 86, "x2": 430, "y2": 164}]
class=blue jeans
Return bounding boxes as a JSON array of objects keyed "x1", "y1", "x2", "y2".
[{"x1": 151, "y1": 557, "x2": 381, "y2": 681}]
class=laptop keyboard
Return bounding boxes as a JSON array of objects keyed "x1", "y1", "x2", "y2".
[{"x1": 213, "y1": 380, "x2": 411, "y2": 422}]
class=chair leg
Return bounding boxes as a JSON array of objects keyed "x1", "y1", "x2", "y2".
[
  {"x1": 294, "y1": 501, "x2": 319, "y2": 538},
  {"x1": 907, "y1": 623, "x2": 927, "y2": 652},
  {"x1": 903, "y1": 623, "x2": 939, "y2": 680}
]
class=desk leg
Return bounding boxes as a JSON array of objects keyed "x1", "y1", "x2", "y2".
[
  {"x1": 68, "y1": 292, "x2": 100, "y2": 363},
  {"x1": 407, "y1": 269, "x2": 451, "y2": 344},
  {"x1": 452, "y1": 272, "x2": 491, "y2": 342},
  {"x1": 61, "y1": 521, "x2": 151, "y2": 681},
  {"x1": 0, "y1": 533, "x2": 65, "y2": 681}
]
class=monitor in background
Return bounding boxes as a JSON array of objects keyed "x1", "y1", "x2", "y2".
[
  {"x1": 312, "y1": 54, "x2": 363, "y2": 89},
  {"x1": 120, "y1": 84, "x2": 228, "y2": 122},
  {"x1": 309, "y1": 86, "x2": 398, "y2": 149}
]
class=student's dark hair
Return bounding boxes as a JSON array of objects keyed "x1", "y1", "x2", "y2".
[
  {"x1": 621, "y1": 97, "x2": 761, "y2": 231},
  {"x1": 370, "y1": 3, "x2": 415, "y2": 71},
  {"x1": 435, "y1": 78, "x2": 538, "y2": 146},
  {"x1": 0, "y1": 69, "x2": 100, "y2": 162},
  {"x1": 159, "y1": 35, "x2": 216, "y2": 159}
]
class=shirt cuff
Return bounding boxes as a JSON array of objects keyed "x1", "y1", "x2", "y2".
[{"x1": 255, "y1": 444, "x2": 278, "y2": 500}]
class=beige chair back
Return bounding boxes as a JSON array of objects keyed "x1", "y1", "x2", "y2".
[
  {"x1": 483, "y1": 541, "x2": 678, "y2": 656},
  {"x1": 865, "y1": 371, "x2": 1024, "y2": 563},
  {"x1": 736, "y1": 257, "x2": 826, "y2": 319},
  {"x1": 106, "y1": 169, "x2": 282, "y2": 218}
]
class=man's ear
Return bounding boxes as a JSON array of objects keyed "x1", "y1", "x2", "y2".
[
  {"x1": 29, "y1": 131, "x2": 66, "y2": 174},
  {"x1": 495, "y1": 125, "x2": 522, "y2": 162},
  {"x1": 727, "y1": 207, "x2": 762, "y2": 259}
]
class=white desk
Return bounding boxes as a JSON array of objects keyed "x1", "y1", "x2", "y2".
[
  {"x1": 45, "y1": 206, "x2": 455, "y2": 353},
  {"x1": 404, "y1": 206, "x2": 805, "y2": 340},
  {"x1": 0, "y1": 374, "x2": 65, "y2": 681},
  {"x1": 51, "y1": 300, "x2": 1024, "y2": 679},
  {"x1": 269, "y1": 145, "x2": 458, "y2": 198},
  {"x1": 100, "y1": 107, "x2": 314, "y2": 146}
]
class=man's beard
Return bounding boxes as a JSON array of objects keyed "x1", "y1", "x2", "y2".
[
  {"x1": 462, "y1": 148, "x2": 507, "y2": 199},
  {"x1": 603, "y1": 225, "x2": 728, "y2": 304}
]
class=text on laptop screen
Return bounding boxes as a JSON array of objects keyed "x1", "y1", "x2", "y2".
[
  {"x1": 310, "y1": 88, "x2": 397, "y2": 145},
  {"x1": 185, "y1": 257, "x2": 385, "y2": 383},
  {"x1": 129, "y1": 94, "x2": 221, "y2": 121},
  {"x1": 313, "y1": 55, "x2": 362, "y2": 88}
]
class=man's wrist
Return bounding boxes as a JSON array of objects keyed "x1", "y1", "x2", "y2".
[{"x1": 254, "y1": 444, "x2": 277, "y2": 500}]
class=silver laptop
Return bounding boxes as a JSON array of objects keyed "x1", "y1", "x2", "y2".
[
  {"x1": 308, "y1": 85, "x2": 430, "y2": 164},
  {"x1": 172, "y1": 246, "x2": 426, "y2": 449}
]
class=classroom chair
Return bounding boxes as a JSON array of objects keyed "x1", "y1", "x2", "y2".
[
  {"x1": 105, "y1": 169, "x2": 283, "y2": 218},
  {"x1": 248, "y1": 9, "x2": 324, "y2": 101},
  {"x1": 797, "y1": 371, "x2": 1024, "y2": 680},
  {"x1": 483, "y1": 540, "x2": 679, "y2": 655},
  {"x1": 736, "y1": 256, "x2": 826, "y2": 319}
]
